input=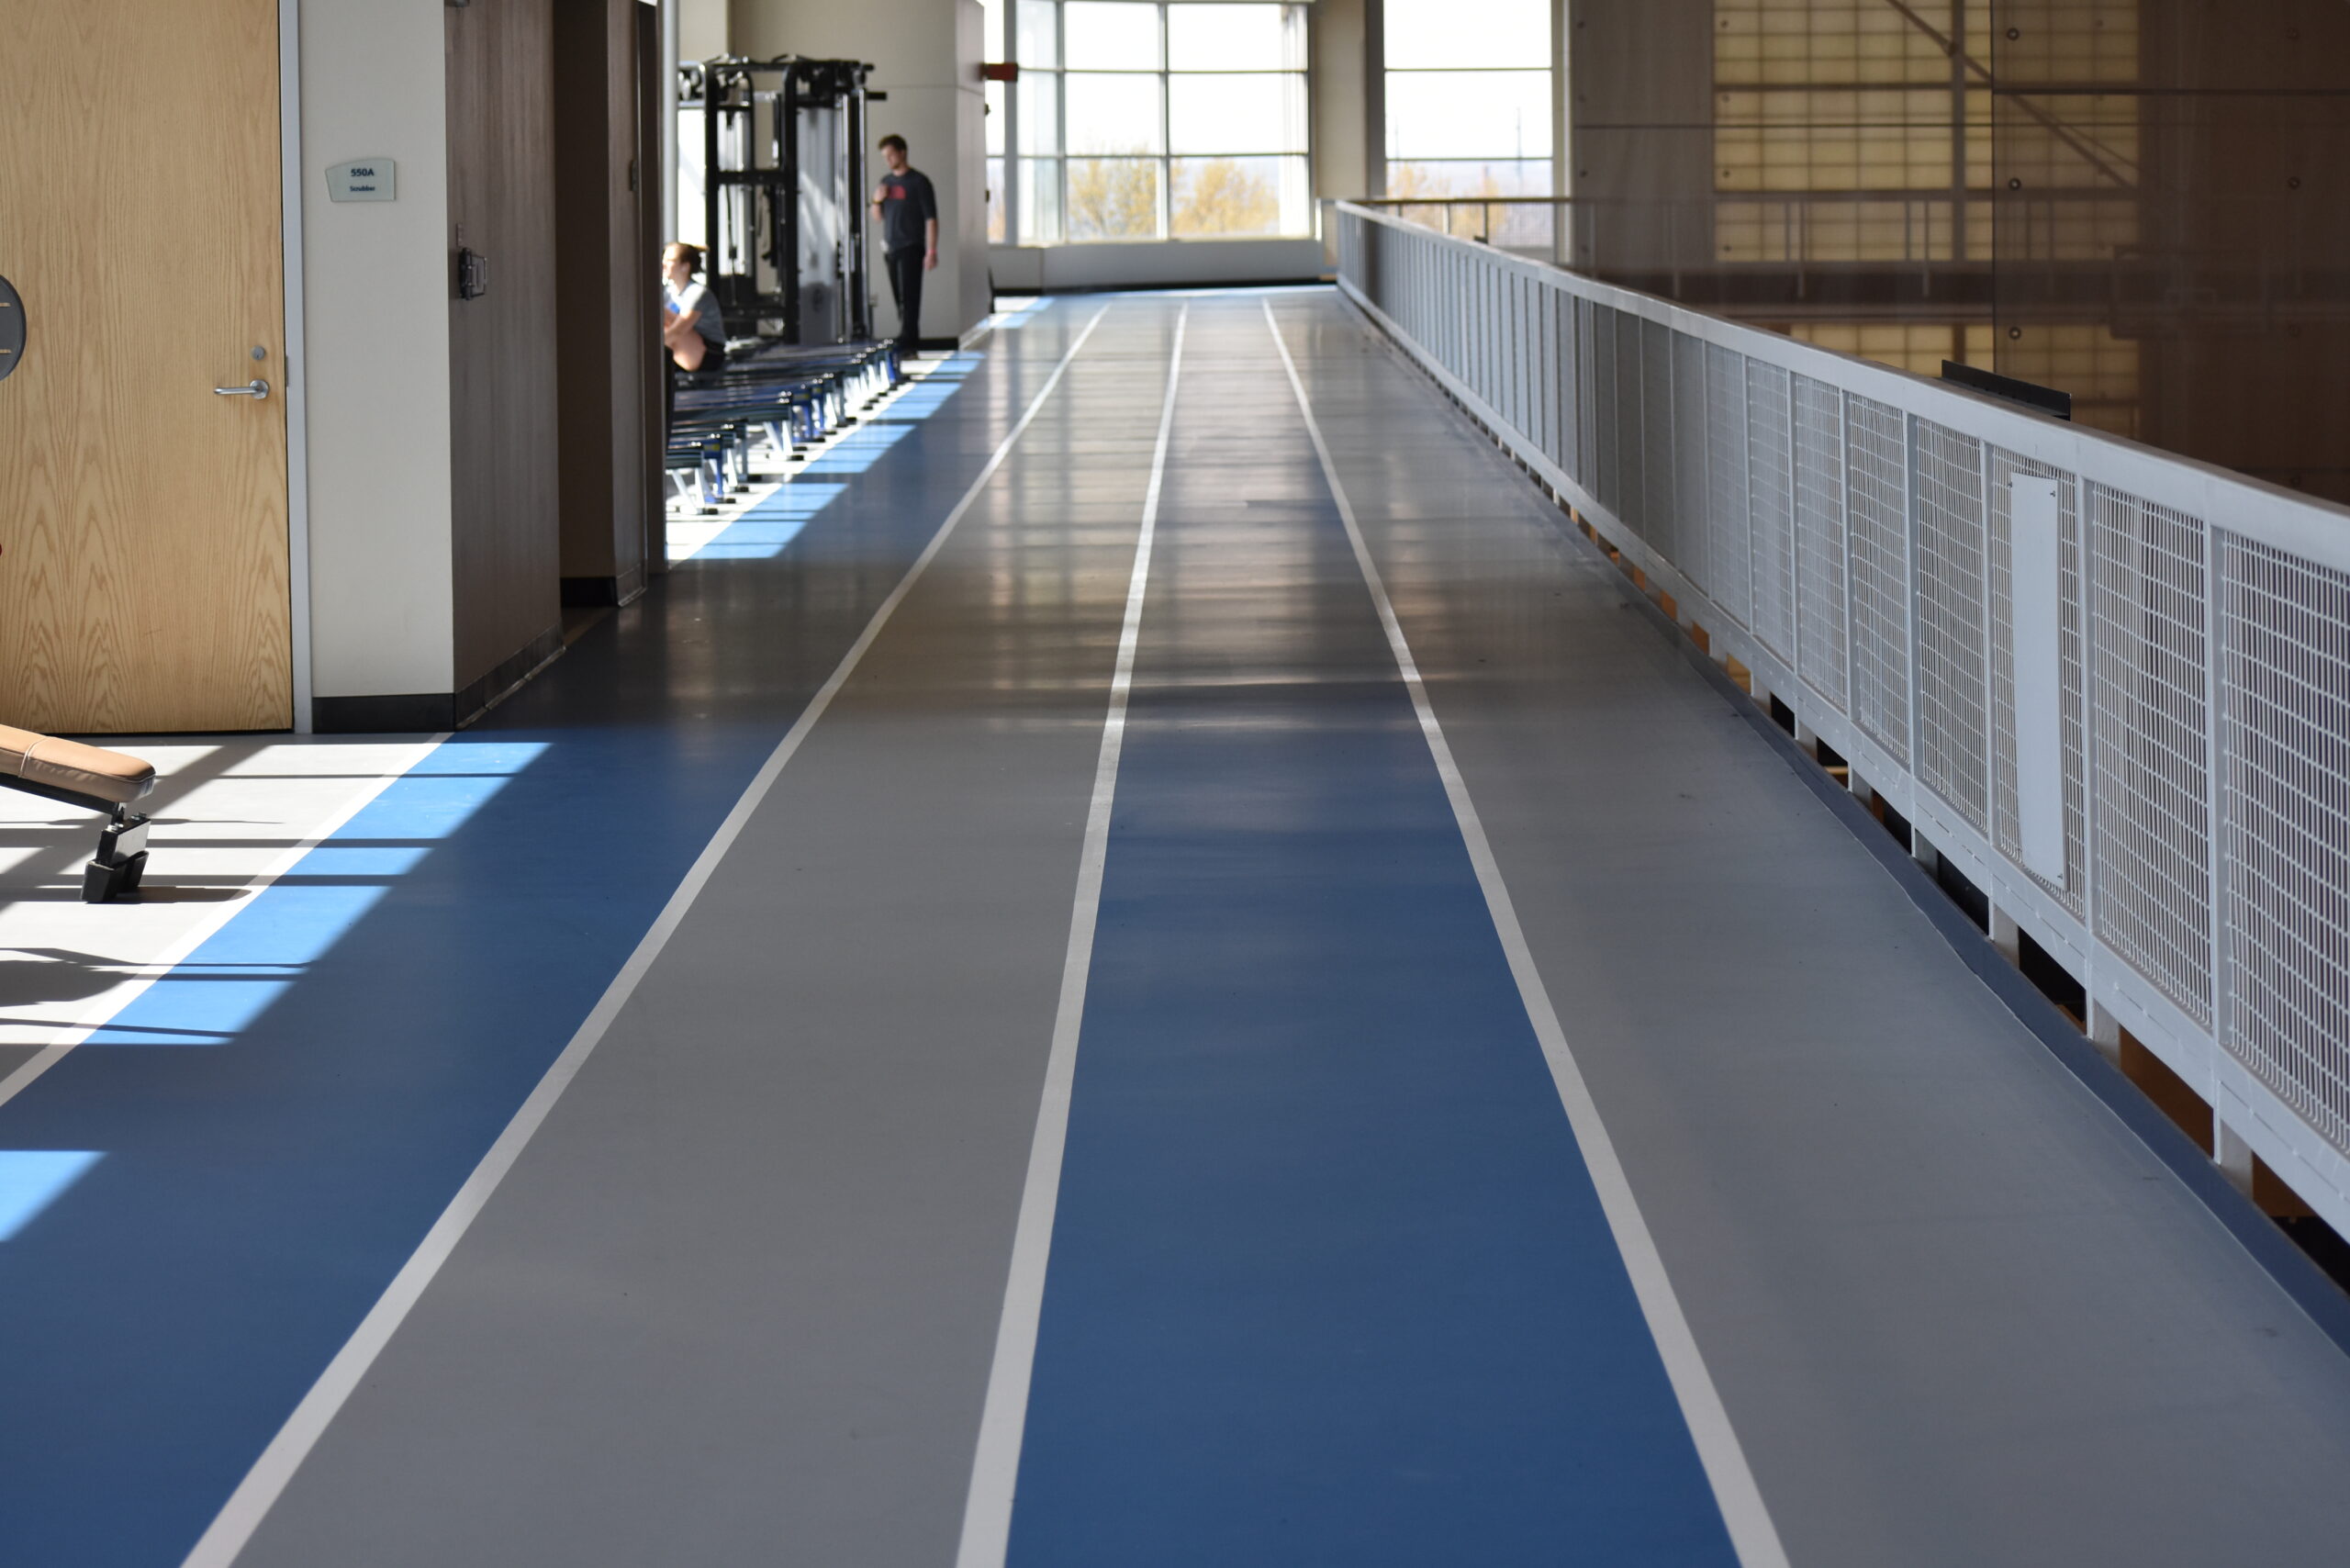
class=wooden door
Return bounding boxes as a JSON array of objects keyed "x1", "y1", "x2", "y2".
[{"x1": 0, "y1": 0, "x2": 292, "y2": 734}]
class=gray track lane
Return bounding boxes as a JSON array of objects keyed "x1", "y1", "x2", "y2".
[
  {"x1": 229, "y1": 306, "x2": 1183, "y2": 1568},
  {"x1": 1269, "y1": 291, "x2": 2350, "y2": 1568}
]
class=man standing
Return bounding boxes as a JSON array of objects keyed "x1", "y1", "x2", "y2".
[{"x1": 870, "y1": 134, "x2": 938, "y2": 353}]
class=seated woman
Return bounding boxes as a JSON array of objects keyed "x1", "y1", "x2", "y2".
[{"x1": 660, "y1": 241, "x2": 729, "y2": 373}]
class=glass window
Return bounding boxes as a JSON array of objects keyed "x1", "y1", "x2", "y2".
[
  {"x1": 1383, "y1": 0, "x2": 1547, "y2": 70},
  {"x1": 980, "y1": 0, "x2": 1006, "y2": 63},
  {"x1": 1066, "y1": 72, "x2": 1166, "y2": 155},
  {"x1": 1384, "y1": 71, "x2": 1551, "y2": 162},
  {"x1": 1064, "y1": 3, "x2": 1162, "y2": 70},
  {"x1": 1017, "y1": 73, "x2": 1060, "y2": 157},
  {"x1": 1069, "y1": 158, "x2": 1162, "y2": 239},
  {"x1": 985, "y1": 80, "x2": 1007, "y2": 158},
  {"x1": 996, "y1": 2, "x2": 1313, "y2": 245},
  {"x1": 1382, "y1": 0, "x2": 1554, "y2": 201},
  {"x1": 1168, "y1": 5, "x2": 1304, "y2": 72},
  {"x1": 1172, "y1": 155, "x2": 1308, "y2": 236},
  {"x1": 1384, "y1": 159, "x2": 1551, "y2": 198},
  {"x1": 1169, "y1": 74, "x2": 1305, "y2": 156},
  {"x1": 1017, "y1": 0, "x2": 1059, "y2": 68},
  {"x1": 1021, "y1": 158, "x2": 1064, "y2": 244}
]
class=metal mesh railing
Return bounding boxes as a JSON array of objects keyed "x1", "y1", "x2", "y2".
[
  {"x1": 1792, "y1": 375, "x2": 1850, "y2": 712},
  {"x1": 2218, "y1": 535, "x2": 2350, "y2": 1152},
  {"x1": 1914, "y1": 420, "x2": 1994, "y2": 834},
  {"x1": 1337, "y1": 203, "x2": 2350, "y2": 1231},
  {"x1": 1844, "y1": 394, "x2": 1914, "y2": 767},
  {"x1": 1746, "y1": 361, "x2": 1798, "y2": 666}
]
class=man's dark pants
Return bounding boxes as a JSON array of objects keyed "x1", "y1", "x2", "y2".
[{"x1": 884, "y1": 247, "x2": 923, "y2": 350}]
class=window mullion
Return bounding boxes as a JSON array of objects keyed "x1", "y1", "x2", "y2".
[{"x1": 1158, "y1": 3, "x2": 1172, "y2": 240}]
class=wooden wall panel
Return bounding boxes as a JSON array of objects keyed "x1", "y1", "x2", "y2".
[
  {"x1": 0, "y1": 0, "x2": 290, "y2": 734},
  {"x1": 554, "y1": 0, "x2": 654, "y2": 602},
  {"x1": 447, "y1": 0, "x2": 564, "y2": 697}
]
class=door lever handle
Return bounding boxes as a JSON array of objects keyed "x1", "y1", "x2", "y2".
[{"x1": 213, "y1": 378, "x2": 270, "y2": 399}]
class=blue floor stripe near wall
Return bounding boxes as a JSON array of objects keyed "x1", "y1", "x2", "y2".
[
  {"x1": 1005, "y1": 313, "x2": 1740, "y2": 1566},
  {"x1": 0, "y1": 319, "x2": 1064, "y2": 1566}
]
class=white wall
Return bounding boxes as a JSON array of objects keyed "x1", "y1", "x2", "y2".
[
  {"x1": 987, "y1": 238, "x2": 1326, "y2": 293},
  {"x1": 732, "y1": 0, "x2": 990, "y2": 342},
  {"x1": 297, "y1": 0, "x2": 455, "y2": 699}
]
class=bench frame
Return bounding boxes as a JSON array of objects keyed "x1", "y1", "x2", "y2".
[{"x1": 0, "y1": 775, "x2": 151, "y2": 902}]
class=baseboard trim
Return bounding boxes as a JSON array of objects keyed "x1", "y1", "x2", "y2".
[{"x1": 312, "y1": 623, "x2": 567, "y2": 736}]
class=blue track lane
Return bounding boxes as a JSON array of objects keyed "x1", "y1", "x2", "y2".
[
  {"x1": 1006, "y1": 311, "x2": 1740, "y2": 1565},
  {"x1": 0, "y1": 328, "x2": 1049, "y2": 1565}
]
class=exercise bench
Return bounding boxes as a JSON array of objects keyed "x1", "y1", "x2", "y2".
[{"x1": 0, "y1": 725, "x2": 158, "y2": 902}]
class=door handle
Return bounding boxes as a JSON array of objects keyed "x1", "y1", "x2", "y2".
[{"x1": 213, "y1": 377, "x2": 270, "y2": 399}]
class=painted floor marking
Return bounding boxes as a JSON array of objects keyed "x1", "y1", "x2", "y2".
[
  {"x1": 0, "y1": 735, "x2": 448, "y2": 1116},
  {"x1": 178, "y1": 304, "x2": 1114, "y2": 1568},
  {"x1": 1261, "y1": 297, "x2": 1791, "y2": 1568},
  {"x1": 955, "y1": 302, "x2": 1191, "y2": 1568}
]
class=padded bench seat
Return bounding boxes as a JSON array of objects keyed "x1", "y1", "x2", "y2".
[
  {"x1": 0, "y1": 725, "x2": 156, "y2": 805},
  {"x1": 0, "y1": 724, "x2": 158, "y2": 901}
]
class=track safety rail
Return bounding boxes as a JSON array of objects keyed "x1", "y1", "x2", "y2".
[{"x1": 1336, "y1": 200, "x2": 2350, "y2": 1240}]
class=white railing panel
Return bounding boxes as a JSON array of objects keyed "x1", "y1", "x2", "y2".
[
  {"x1": 1673, "y1": 331, "x2": 1712, "y2": 602},
  {"x1": 2217, "y1": 534, "x2": 2350, "y2": 1153},
  {"x1": 1705, "y1": 343, "x2": 1752, "y2": 629},
  {"x1": 1332, "y1": 200, "x2": 2350, "y2": 1230},
  {"x1": 1914, "y1": 420, "x2": 1996, "y2": 834},
  {"x1": 1792, "y1": 374, "x2": 1851, "y2": 713},
  {"x1": 2088, "y1": 485, "x2": 2217, "y2": 1028},
  {"x1": 1641, "y1": 319, "x2": 1678, "y2": 566},
  {"x1": 1844, "y1": 393, "x2": 1914, "y2": 767},
  {"x1": 1745, "y1": 361, "x2": 1798, "y2": 666}
]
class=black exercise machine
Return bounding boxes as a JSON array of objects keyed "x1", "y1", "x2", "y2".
[{"x1": 677, "y1": 55, "x2": 878, "y2": 347}]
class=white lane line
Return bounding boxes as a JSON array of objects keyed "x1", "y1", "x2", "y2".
[
  {"x1": 0, "y1": 736, "x2": 449, "y2": 1115},
  {"x1": 1262, "y1": 297, "x2": 1792, "y2": 1568},
  {"x1": 953, "y1": 302, "x2": 1191, "y2": 1568},
  {"x1": 179, "y1": 304, "x2": 1115, "y2": 1568}
]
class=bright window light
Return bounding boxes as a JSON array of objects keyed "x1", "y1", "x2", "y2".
[
  {"x1": 1001, "y1": 2, "x2": 1313, "y2": 243},
  {"x1": 81, "y1": 743, "x2": 551, "y2": 1047}
]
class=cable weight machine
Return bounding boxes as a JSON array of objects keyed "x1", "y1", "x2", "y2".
[{"x1": 677, "y1": 56, "x2": 878, "y2": 345}]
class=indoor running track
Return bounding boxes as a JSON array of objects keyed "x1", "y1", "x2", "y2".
[{"x1": 5, "y1": 291, "x2": 2350, "y2": 1568}]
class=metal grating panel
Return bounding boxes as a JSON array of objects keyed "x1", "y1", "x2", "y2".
[
  {"x1": 1706, "y1": 344, "x2": 1752, "y2": 629},
  {"x1": 1539, "y1": 287, "x2": 1560, "y2": 468},
  {"x1": 2089, "y1": 484, "x2": 2215, "y2": 1026},
  {"x1": 1745, "y1": 361, "x2": 1797, "y2": 664},
  {"x1": 1577, "y1": 298, "x2": 1598, "y2": 494},
  {"x1": 1914, "y1": 420, "x2": 1993, "y2": 832},
  {"x1": 1615, "y1": 309, "x2": 1647, "y2": 539},
  {"x1": 1844, "y1": 393, "x2": 1912, "y2": 765},
  {"x1": 1792, "y1": 375, "x2": 1849, "y2": 711},
  {"x1": 2217, "y1": 532, "x2": 2350, "y2": 1151},
  {"x1": 1594, "y1": 307, "x2": 1618, "y2": 517},
  {"x1": 1673, "y1": 331, "x2": 1711, "y2": 597},
  {"x1": 1642, "y1": 319, "x2": 1677, "y2": 562},
  {"x1": 1553, "y1": 288, "x2": 1579, "y2": 482},
  {"x1": 1988, "y1": 450, "x2": 2087, "y2": 915}
]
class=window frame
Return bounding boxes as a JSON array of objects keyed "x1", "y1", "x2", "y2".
[{"x1": 992, "y1": 1, "x2": 1315, "y2": 246}]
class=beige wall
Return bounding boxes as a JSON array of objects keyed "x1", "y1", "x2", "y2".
[
  {"x1": 678, "y1": 0, "x2": 729, "y2": 61},
  {"x1": 1312, "y1": 0, "x2": 1371, "y2": 206},
  {"x1": 1563, "y1": 0, "x2": 1715, "y2": 273},
  {"x1": 730, "y1": 0, "x2": 990, "y2": 340},
  {"x1": 298, "y1": 0, "x2": 456, "y2": 699}
]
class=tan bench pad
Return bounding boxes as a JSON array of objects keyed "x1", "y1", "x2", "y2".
[{"x1": 0, "y1": 725, "x2": 157, "y2": 805}]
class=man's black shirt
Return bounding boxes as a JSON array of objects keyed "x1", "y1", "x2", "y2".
[{"x1": 878, "y1": 167, "x2": 938, "y2": 256}]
